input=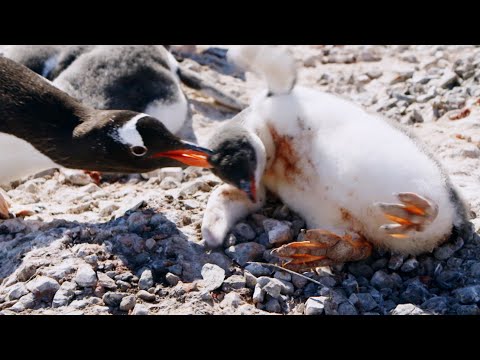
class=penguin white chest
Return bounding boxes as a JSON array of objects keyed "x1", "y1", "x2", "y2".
[
  {"x1": 261, "y1": 124, "x2": 329, "y2": 224},
  {"x1": 0, "y1": 132, "x2": 59, "y2": 185}
]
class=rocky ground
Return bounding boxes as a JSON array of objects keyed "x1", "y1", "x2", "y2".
[{"x1": 1, "y1": 45, "x2": 480, "y2": 315}]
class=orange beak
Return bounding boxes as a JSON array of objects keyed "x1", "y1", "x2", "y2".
[{"x1": 152, "y1": 146, "x2": 213, "y2": 168}]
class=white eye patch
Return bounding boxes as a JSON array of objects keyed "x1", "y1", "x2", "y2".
[{"x1": 117, "y1": 113, "x2": 149, "y2": 147}]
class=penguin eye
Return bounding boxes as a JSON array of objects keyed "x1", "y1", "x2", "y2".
[{"x1": 130, "y1": 146, "x2": 148, "y2": 157}]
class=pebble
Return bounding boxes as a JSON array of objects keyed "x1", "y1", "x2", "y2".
[
  {"x1": 455, "y1": 304, "x2": 479, "y2": 315},
  {"x1": 274, "y1": 271, "x2": 292, "y2": 282},
  {"x1": 371, "y1": 258, "x2": 388, "y2": 271},
  {"x1": 62, "y1": 169, "x2": 92, "y2": 186},
  {"x1": 303, "y1": 283, "x2": 320, "y2": 297},
  {"x1": 401, "y1": 282, "x2": 431, "y2": 305},
  {"x1": 220, "y1": 292, "x2": 243, "y2": 309},
  {"x1": 11, "y1": 293, "x2": 36, "y2": 312},
  {"x1": 222, "y1": 275, "x2": 246, "y2": 292},
  {"x1": 318, "y1": 276, "x2": 337, "y2": 288},
  {"x1": 6, "y1": 283, "x2": 29, "y2": 301},
  {"x1": 127, "y1": 212, "x2": 149, "y2": 233},
  {"x1": 143, "y1": 238, "x2": 156, "y2": 251},
  {"x1": 342, "y1": 276, "x2": 359, "y2": 296},
  {"x1": 371, "y1": 270, "x2": 395, "y2": 289},
  {"x1": 439, "y1": 70, "x2": 459, "y2": 89},
  {"x1": 159, "y1": 167, "x2": 183, "y2": 182},
  {"x1": 391, "y1": 304, "x2": 429, "y2": 315},
  {"x1": 139, "y1": 270, "x2": 154, "y2": 290},
  {"x1": 116, "y1": 280, "x2": 132, "y2": 291},
  {"x1": 52, "y1": 281, "x2": 76, "y2": 308},
  {"x1": 435, "y1": 270, "x2": 464, "y2": 290},
  {"x1": 225, "y1": 242, "x2": 266, "y2": 266},
  {"x1": 388, "y1": 254, "x2": 404, "y2": 270},
  {"x1": 167, "y1": 264, "x2": 183, "y2": 276},
  {"x1": 470, "y1": 263, "x2": 480, "y2": 278},
  {"x1": 102, "y1": 292, "x2": 127, "y2": 307},
  {"x1": 257, "y1": 277, "x2": 282, "y2": 299},
  {"x1": 132, "y1": 303, "x2": 149, "y2": 315},
  {"x1": 183, "y1": 199, "x2": 200, "y2": 210},
  {"x1": 265, "y1": 298, "x2": 282, "y2": 313},
  {"x1": 291, "y1": 274, "x2": 309, "y2": 289},
  {"x1": 244, "y1": 263, "x2": 272, "y2": 277},
  {"x1": 165, "y1": 273, "x2": 180, "y2": 286},
  {"x1": 401, "y1": 258, "x2": 419, "y2": 273},
  {"x1": 244, "y1": 271, "x2": 257, "y2": 289},
  {"x1": 137, "y1": 290, "x2": 156, "y2": 302},
  {"x1": 252, "y1": 284, "x2": 265, "y2": 304},
  {"x1": 233, "y1": 223, "x2": 256, "y2": 241},
  {"x1": 263, "y1": 219, "x2": 293, "y2": 245},
  {"x1": 257, "y1": 277, "x2": 294, "y2": 297},
  {"x1": 74, "y1": 265, "x2": 97, "y2": 288},
  {"x1": 349, "y1": 293, "x2": 377, "y2": 312},
  {"x1": 453, "y1": 285, "x2": 480, "y2": 304},
  {"x1": 348, "y1": 262, "x2": 374, "y2": 278},
  {"x1": 201, "y1": 263, "x2": 225, "y2": 291},
  {"x1": 99, "y1": 203, "x2": 120, "y2": 217},
  {"x1": 305, "y1": 296, "x2": 327, "y2": 315},
  {"x1": 26, "y1": 276, "x2": 60, "y2": 301},
  {"x1": 97, "y1": 272, "x2": 117, "y2": 290},
  {"x1": 421, "y1": 296, "x2": 448, "y2": 315},
  {"x1": 160, "y1": 177, "x2": 181, "y2": 190},
  {"x1": 434, "y1": 245, "x2": 455, "y2": 260},
  {"x1": 338, "y1": 301, "x2": 358, "y2": 315}
]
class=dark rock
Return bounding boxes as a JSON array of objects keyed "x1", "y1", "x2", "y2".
[
  {"x1": 371, "y1": 258, "x2": 388, "y2": 271},
  {"x1": 103, "y1": 292, "x2": 127, "y2": 307},
  {"x1": 401, "y1": 258, "x2": 419, "y2": 273},
  {"x1": 453, "y1": 285, "x2": 480, "y2": 304},
  {"x1": 401, "y1": 283, "x2": 431, "y2": 305},
  {"x1": 222, "y1": 275, "x2": 246, "y2": 292},
  {"x1": 338, "y1": 301, "x2": 358, "y2": 315},
  {"x1": 371, "y1": 270, "x2": 394, "y2": 290},
  {"x1": 137, "y1": 290, "x2": 156, "y2": 302},
  {"x1": 233, "y1": 223, "x2": 256, "y2": 241},
  {"x1": 421, "y1": 296, "x2": 448, "y2": 315},
  {"x1": 244, "y1": 263, "x2": 272, "y2": 277},
  {"x1": 138, "y1": 269, "x2": 154, "y2": 290},
  {"x1": 435, "y1": 270, "x2": 464, "y2": 290},
  {"x1": 225, "y1": 242, "x2": 266, "y2": 266},
  {"x1": 342, "y1": 276, "x2": 359, "y2": 296},
  {"x1": 348, "y1": 262, "x2": 373, "y2": 278},
  {"x1": 349, "y1": 293, "x2": 377, "y2": 312},
  {"x1": 455, "y1": 304, "x2": 480, "y2": 315},
  {"x1": 305, "y1": 296, "x2": 326, "y2": 315},
  {"x1": 265, "y1": 298, "x2": 282, "y2": 313}
]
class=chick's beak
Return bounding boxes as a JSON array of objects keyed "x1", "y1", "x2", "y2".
[
  {"x1": 239, "y1": 177, "x2": 257, "y2": 202},
  {"x1": 151, "y1": 142, "x2": 214, "y2": 168}
]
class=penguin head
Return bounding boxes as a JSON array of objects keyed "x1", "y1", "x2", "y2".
[
  {"x1": 74, "y1": 110, "x2": 213, "y2": 173},
  {"x1": 207, "y1": 124, "x2": 266, "y2": 202}
]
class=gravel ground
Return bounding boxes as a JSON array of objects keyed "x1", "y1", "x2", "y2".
[{"x1": 1, "y1": 45, "x2": 480, "y2": 315}]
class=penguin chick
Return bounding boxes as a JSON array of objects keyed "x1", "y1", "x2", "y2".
[{"x1": 202, "y1": 45, "x2": 470, "y2": 270}]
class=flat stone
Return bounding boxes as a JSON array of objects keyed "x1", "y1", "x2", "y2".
[
  {"x1": 139, "y1": 270, "x2": 154, "y2": 290},
  {"x1": 305, "y1": 297, "x2": 327, "y2": 315},
  {"x1": 201, "y1": 263, "x2": 225, "y2": 291},
  {"x1": 391, "y1": 304, "x2": 429, "y2": 315},
  {"x1": 26, "y1": 276, "x2": 60, "y2": 301},
  {"x1": 74, "y1": 265, "x2": 97, "y2": 288},
  {"x1": 119, "y1": 295, "x2": 136, "y2": 312},
  {"x1": 97, "y1": 272, "x2": 117, "y2": 290},
  {"x1": 225, "y1": 242, "x2": 266, "y2": 266}
]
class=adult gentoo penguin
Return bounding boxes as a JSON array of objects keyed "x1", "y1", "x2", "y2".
[
  {"x1": 3, "y1": 45, "x2": 246, "y2": 135},
  {"x1": 0, "y1": 55, "x2": 212, "y2": 218},
  {"x1": 201, "y1": 45, "x2": 470, "y2": 271}
]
